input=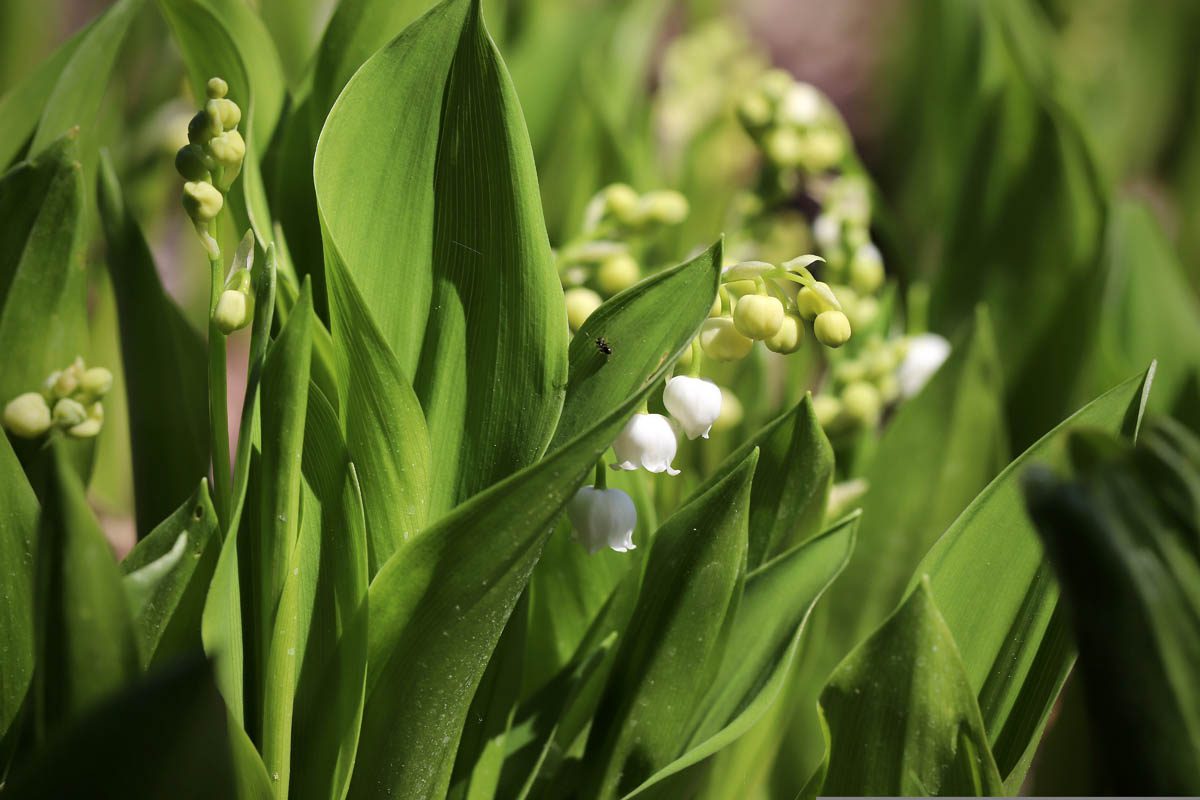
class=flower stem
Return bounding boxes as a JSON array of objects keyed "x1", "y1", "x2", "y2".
[
  {"x1": 207, "y1": 229, "x2": 231, "y2": 528},
  {"x1": 593, "y1": 456, "x2": 607, "y2": 489},
  {"x1": 688, "y1": 338, "x2": 703, "y2": 378}
]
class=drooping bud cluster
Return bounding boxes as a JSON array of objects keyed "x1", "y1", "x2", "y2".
[
  {"x1": 3, "y1": 357, "x2": 112, "y2": 440},
  {"x1": 738, "y1": 70, "x2": 846, "y2": 178},
  {"x1": 176, "y1": 77, "x2": 244, "y2": 258}
]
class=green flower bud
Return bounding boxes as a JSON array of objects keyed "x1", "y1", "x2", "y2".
[
  {"x1": 68, "y1": 403, "x2": 104, "y2": 439},
  {"x1": 795, "y1": 281, "x2": 840, "y2": 319},
  {"x1": 848, "y1": 296, "x2": 879, "y2": 331},
  {"x1": 812, "y1": 394, "x2": 842, "y2": 428},
  {"x1": 183, "y1": 180, "x2": 224, "y2": 224},
  {"x1": 604, "y1": 184, "x2": 641, "y2": 225},
  {"x1": 708, "y1": 293, "x2": 723, "y2": 318},
  {"x1": 764, "y1": 127, "x2": 804, "y2": 167},
  {"x1": 733, "y1": 294, "x2": 785, "y2": 340},
  {"x1": 187, "y1": 108, "x2": 220, "y2": 145},
  {"x1": 206, "y1": 77, "x2": 229, "y2": 99},
  {"x1": 175, "y1": 144, "x2": 213, "y2": 181},
  {"x1": 804, "y1": 128, "x2": 845, "y2": 170},
  {"x1": 814, "y1": 310, "x2": 852, "y2": 348},
  {"x1": 3, "y1": 392, "x2": 51, "y2": 438},
  {"x1": 41, "y1": 370, "x2": 61, "y2": 398},
  {"x1": 841, "y1": 381, "x2": 881, "y2": 427},
  {"x1": 834, "y1": 359, "x2": 867, "y2": 385},
  {"x1": 737, "y1": 91, "x2": 772, "y2": 130},
  {"x1": 79, "y1": 367, "x2": 113, "y2": 399},
  {"x1": 213, "y1": 289, "x2": 251, "y2": 334},
  {"x1": 52, "y1": 397, "x2": 87, "y2": 428},
  {"x1": 564, "y1": 287, "x2": 603, "y2": 331},
  {"x1": 675, "y1": 340, "x2": 694, "y2": 371},
  {"x1": 764, "y1": 312, "x2": 805, "y2": 354},
  {"x1": 849, "y1": 243, "x2": 884, "y2": 294},
  {"x1": 877, "y1": 373, "x2": 900, "y2": 404},
  {"x1": 699, "y1": 317, "x2": 754, "y2": 362},
  {"x1": 759, "y1": 69, "x2": 793, "y2": 101},
  {"x1": 208, "y1": 129, "x2": 245, "y2": 171},
  {"x1": 52, "y1": 361, "x2": 82, "y2": 398},
  {"x1": 206, "y1": 97, "x2": 241, "y2": 132},
  {"x1": 639, "y1": 190, "x2": 689, "y2": 226},
  {"x1": 596, "y1": 253, "x2": 640, "y2": 295}
]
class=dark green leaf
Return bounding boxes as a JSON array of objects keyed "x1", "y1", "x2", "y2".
[{"x1": 0, "y1": 432, "x2": 37, "y2": 751}]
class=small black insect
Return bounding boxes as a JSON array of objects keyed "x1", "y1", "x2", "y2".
[{"x1": 595, "y1": 336, "x2": 613, "y2": 356}]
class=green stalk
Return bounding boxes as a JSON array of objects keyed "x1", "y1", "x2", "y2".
[
  {"x1": 207, "y1": 228, "x2": 231, "y2": 528},
  {"x1": 593, "y1": 457, "x2": 607, "y2": 490}
]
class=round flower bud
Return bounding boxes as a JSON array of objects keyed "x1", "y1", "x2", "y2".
[
  {"x1": 182, "y1": 180, "x2": 224, "y2": 223},
  {"x1": 737, "y1": 91, "x2": 772, "y2": 130},
  {"x1": 814, "y1": 310, "x2": 852, "y2": 348},
  {"x1": 878, "y1": 373, "x2": 900, "y2": 404},
  {"x1": 208, "y1": 129, "x2": 245, "y2": 171},
  {"x1": 841, "y1": 381, "x2": 882, "y2": 427},
  {"x1": 711, "y1": 387, "x2": 743, "y2": 433},
  {"x1": 604, "y1": 183, "x2": 641, "y2": 225},
  {"x1": 849, "y1": 243, "x2": 885, "y2": 294},
  {"x1": 764, "y1": 127, "x2": 804, "y2": 167},
  {"x1": 52, "y1": 366, "x2": 80, "y2": 398},
  {"x1": 206, "y1": 77, "x2": 229, "y2": 99},
  {"x1": 52, "y1": 397, "x2": 87, "y2": 428},
  {"x1": 795, "y1": 281, "x2": 839, "y2": 319},
  {"x1": 723, "y1": 278, "x2": 758, "y2": 297},
  {"x1": 640, "y1": 190, "x2": 689, "y2": 226},
  {"x1": 708, "y1": 294, "x2": 722, "y2": 318},
  {"x1": 213, "y1": 289, "x2": 251, "y2": 334},
  {"x1": 187, "y1": 108, "x2": 220, "y2": 145},
  {"x1": 699, "y1": 317, "x2": 754, "y2": 362},
  {"x1": 612, "y1": 413, "x2": 679, "y2": 475},
  {"x1": 804, "y1": 129, "x2": 845, "y2": 170},
  {"x1": 79, "y1": 367, "x2": 113, "y2": 400},
  {"x1": 3, "y1": 392, "x2": 52, "y2": 438},
  {"x1": 596, "y1": 253, "x2": 640, "y2": 295},
  {"x1": 675, "y1": 341, "x2": 694, "y2": 371},
  {"x1": 663, "y1": 376, "x2": 722, "y2": 440},
  {"x1": 67, "y1": 403, "x2": 104, "y2": 439},
  {"x1": 175, "y1": 144, "x2": 212, "y2": 181},
  {"x1": 733, "y1": 294, "x2": 785, "y2": 340},
  {"x1": 779, "y1": 82, "x2": 822, "y2": 126},
  {"x1": 564, "y1": 287, "x2": 603, "y2": 332},
  {"x1": 206, "y1": 97, "x2": 241, "y2": 131},
  {"x1": 759, "y1": 69, "x2": 793, "y2": 101},
  {"x1": 568, "y1": 486, "x2": 637, "y2": 554},
  {"x1": 764, "y1": 312, "x2": 804, "y2": 354},
  {"x1": 834, "y1": 359, "x2": 867, "y2": 385},
  {"x1": 812, "y1": 394, "x2": 842, "y2": 428},
  {"x1": 897, "y1": 333, "x2": 952, "y2": 399},
  {"x1": 849, "y1": 296, "x2": 879, "y2": 331}
]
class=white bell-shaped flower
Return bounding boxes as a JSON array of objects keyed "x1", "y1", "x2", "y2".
[
  {"x1": 897, "y1": 333, "x2": 951, "y2": 398},
  {"x1": 663, "y1": 376, "x2": 723, "y2": 440},
  {"x1": 567, "y1": 486, "x2": 638, "y2": 554},
  {"x1": 612, "y1": 413, "x2": 680, "y2": 474}
]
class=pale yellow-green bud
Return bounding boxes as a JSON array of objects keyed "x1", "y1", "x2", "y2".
[
  {"x1": 733, "y1": 294, "x2": 784, "y2": 340},
  {"x1": 183, "y1": 180, "x2": 224, "y2": 223},
  {"x1": 699, "y1": 317, "x2": 754, "y2": 361},
  {"x1": 639, "y1": 190, "x2": 689, "y2": 226},
  {"x1": 848, "y1": 296, "x2": 879, "y2": 331},
  {"x1": 878, "y1": 373, "x2": 900, "y2": 404},
  {"x1": 759, "y1": 69, "x2": 793, "y2": 101},
  {"x1": 206, "y1": 97, "x2": 241, "y2": 132},
  {"x1": 67, "y1": 403, "x2": 104, "y2": 439},
  {"x1": 812, "y1": 394, "x2": 842, "y2": 428},
  {"x1": 841, "y1": 381, "x2": 881, "y2": 426},
  {"x1": 596, "y1": 253, "x2": 640, "y2": 295},
  {"x1": 737, "y1": 91, "x2": 772, "y2": 130},
  {"x1": 3, "y1": 392, "x2": 51, "y2": 438},
  {"x1": 723, "y1": 278, "x2": 758, "y2": 297},
  {"x1": 175, "y1": 144, "x2": 212, "y2": 182},
  {"x1": 764, "y1": 127, "x2": 804, "y2": 167},
  {"x1": 565, "y1": 287, "x2": 603, "y2": 331},
  {"x1": 79, "y1": 367, "x2": 113, "y2": 400},
  {"x1": 604, "y1": 184, "x2": 641, "y2": 225},
  {"x1": 187, "y1": 108, "x2": 220, "y2": 145},
  {"x1": 709, "y1": 293, "x2": 723, "y2": 318},
  {"x1": 213, "y1": 289, "x2": 251, "y2": 334},
  {"x1": 206, "y1": 77, "x2": 229, "y2": 99},
  {"x1": 711, "y1": 387, "x2": 744, "y2": 433},
  {"x1": 814, "y1": 310, "x2": 852, "y2": 348},
  {"x1": 804, "y1": 129, "x2": 845, "y2": 170},
  {"x1": 849, "y1": 243, "x2": 884, "y2": 294},
  {"x1": 764, "y1": 312, "x2": 805, "y2": 354},
  {"x1": 834, "y1": 359, "x2": 867, "y2": 385},
  {"x1": 52, "y1": 397, "x2": 87, "y2": 428},
  {"x1": 795, "y1": 281, "x2": 840, "y2": 319},
  {"x1": 208, "y1": 129, "x2": 245, "y2": 171},
  {"x1": 675, "y1": 340, "x2": 694, "y2": 371},
  {"x1": 52, "y1": 362, "x2": 81, "y2": 398}
]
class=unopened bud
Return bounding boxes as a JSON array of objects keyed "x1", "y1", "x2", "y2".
[
  {"x1": 814, "y1": 310, "x2": 852, "y2": 348},
  {"x1": 596, "y1": 253, "x2": 640, "y2": 295},
  {"x1": 3, "y1": 392, "x2": 52, "y2": 438},
  {"x1": 849, "y1": 243, "x2": 884, "y2": 294},
  {"x1": 52, "y1": 362, "x2": 81, "y2": 398},
  {"x1": 206, "y1": 77, "x2": 229, "y2": 99},
  {"x1": 841, "y1": 381, "x2": 881, "y2": 427},
  {"x1": 213, "y1": 289, "x2": 251, "y2": 334},
  {"x1": 699, "y1": 317, "x2": 754, "y2": 362},
  {"x1": 604, "y1": 184, "x2": 641, "y2": 225},
  {"x1": 183, "y1": 180, "x2": 223, "y2": 223},
  {"x1": 79, "y1": 367, "x2": 113, "y2": 400},
  {"x1": 779, "y1": 83, "x2": 822, "y2": 126},
  {"x1": 764, "y1": 312, "x2": 805, "y2": 354},
  {"x1": 639, "y1": 190, "x2": 689, "y2": 226},
  {"x1": 187, "y1": 108, "x2": 220, "y2": 145},
  {"x1": 764, "y1": 127, "x2": 804, "y2": 167},
  {"x1": 803, "y1": 129, "x2": 844, "y2": 170},
  {"x1": 67, "y1": 403, "x2": 104, "y2": 439},
  {"x1": 733, "y1": 294, "x2": 785, "y2": 340},
  {"x1": 565, "y1": 287, "x2": 603, "y2": 331},
  {"x1": 795, "y1": 281, "x2": 840, "y2": 319},
  {"x1": 208, "y1": 129, "x2": 245, "y2": 171},
  {"x1": 53, "y1": 397, "x2": 87, "y2": 428},
  {"x1": 812, "y1": 394, "x2": 842, "y2": 428},
  {"x1": 175, "y1": 144, "x2": 212, "y2": 181},
  {"x1": 206, "y1": 98, "x2": 241, "y2": 132},
  {"x1": 737, "y1": 91, "x2": 772, "y2": 130}
]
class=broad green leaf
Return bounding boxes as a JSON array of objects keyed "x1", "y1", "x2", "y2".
[
  {"x1": 4, "y1": 655, "x2": 237, "y2": 797},
  {"x1": 0, "y1": 432, "x2": 37, "y2": 751},
  {"x1": 581, "y1": 449, "x2": 756, "y2": 800},
  {"x1": 325, "y1": 255, "x2": 432, "y2": 575},
  {"x1": 818, "y1": 579, "x2": 1004, "y2": 796},
  {"x1": 28, "y1": 0, "x2": 142, "y2": 156},
  {"x1": 912, "y1": 363, "x2": 1155, "y2": 786},
  {"x1": 348, "y1": 381, "x2": 664, "y2": 799},
  {"x1": 0, "y1": 134, "x2": 87, "y2": 405},
  {"x1": 1024, "y1": 420, "x2": 1200, "y2": 794},
  {"x1": 621, "y1": 513, "x2": 858, "y2": 799},
  {"x1": 315, "y1": 0, "x2": 567, "y2": 510},
  {"x1": 0, "y1": 23, "x2": 85, "y2": 169},
  {"x1": 120, "y1": 480, "x2": 220, "y2": 668},
  {"x1": 290, "y1": 393, "x2": 369, "y2": 800},
  {"x1": 32, "y1": 441, "x2": 139, "y2": 737},
  {"x1": 97, "y1": 152, "x2": 208, "y2": 538},
  {"x1": 257, "y1": 283, "x2": 314, "y2": 796}
]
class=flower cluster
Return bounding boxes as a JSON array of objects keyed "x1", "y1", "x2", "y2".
[
  {"x1": 175, "y1": 77, "x2": 245, "y2": 259},
  {"x1": 560, "y1": 183, "x2": 690, "y2": 331},
  {"x1": 2, "y1": 357, "x2": 112, "y2": 440},
  {"x1": 738, "y1": 70, "x2": 846, "y2": 181}
]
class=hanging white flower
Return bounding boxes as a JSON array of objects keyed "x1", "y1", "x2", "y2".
[
  {"x1": 612, "y1": 413, "x2": 680, "y2": 474},
  {"x1": 896, "y1": 333, "x2": 952, "y2": 398},
  {"x1": 662, "y1": 376, "x2": 723, "y2": 440},
  {"x1": 567, "y1": 486, "x2": 638, "y2": 554}
]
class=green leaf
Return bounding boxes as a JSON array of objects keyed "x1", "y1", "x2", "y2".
[
  {"x1": 818, "y1": 579, "x2": 1004, "y2": 796},
  {"x1": 325, "y1": 254, "x2": 432, "y2": 575},
  {"x1": 97, "y1": 151, "x2": 208, "y2": 538},
  {"x1": 315, "y1": 0, "x2": 567, "y2": 511},
  {"x1": 120, "y1": 480, "x2": 220, "y2": 668},
  {"x1": 0, "y1": 23, "x2": 84, "y2": 169},
  {"x1": 348, "y1": 379, "x2": 662, "y2": 799},
  {"x1": 581, "y1": 449, "x2": 756, "y2": 800},
  {"x1": 911, "y1": 363, "x2": 1155, "y2": 786},
  {"x1": 32, "y1": 441, "x2": 139, "y2": 737},
  {"x1": 0, "y1": 432, "x2": 37, "y2": 751},
  {"x1": 28, "y1": 0, "x2": 142, "y2": 156},
  {"x1": 1024, "y1": 420, "x2": 1200, "y2": 794},
  {"x1": 4, "y1": 655, "x2": 237, "y2": 798},
  {"x1": 621, "y1": 513, "x2": 858, "y2": 799}
]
